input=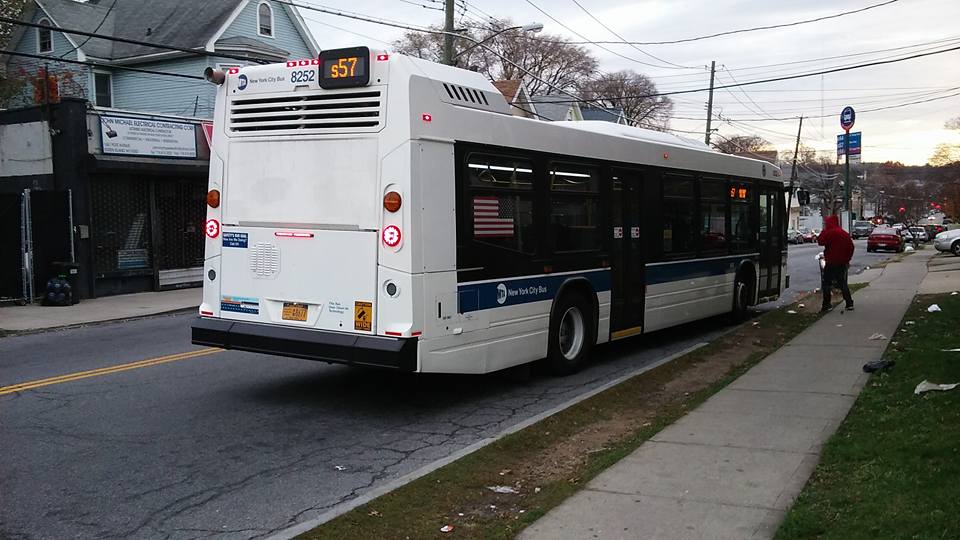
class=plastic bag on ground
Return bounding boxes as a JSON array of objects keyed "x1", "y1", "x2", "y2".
[
  {"x1": 487, "y1": 485, "x2": 518, "y2": 494},
  {"x1": 914, "y1": 380, "x2": 959, "y2": 395},
  {"x1": 868, "y1": 333, "x2": 887, "y2": 341},
  {"x1": 928, "y1": 304, "x2": 942, "y2": 312}
]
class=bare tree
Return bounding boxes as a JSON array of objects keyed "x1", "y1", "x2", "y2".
[
  {"x1": 711, "y1": 135, "x2": 771, "y2": 155},
  {"x1": 577, "y1": 70, "x2": 673, "y2": 129},
  {"x1": 0, "y1": 0, "x2": 28, "y2": 106},
  {"x1": 392, "y1": 19, "x2": 598, "y2": 95}
]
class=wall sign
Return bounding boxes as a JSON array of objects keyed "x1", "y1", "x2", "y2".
[{"x1": 100, "y1": 115, "x2": 197, "y2": 158}]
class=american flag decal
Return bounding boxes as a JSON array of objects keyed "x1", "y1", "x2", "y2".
[{"x1": 473, "y1": 196, "x2": 515, "y2": 237}]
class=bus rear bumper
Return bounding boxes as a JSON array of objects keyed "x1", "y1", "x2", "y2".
[{"x1": 191, "y1": 317, "x2": 417, "y2": 371}]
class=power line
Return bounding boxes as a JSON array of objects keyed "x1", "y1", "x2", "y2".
[
  {"x1": 567, "y1": 0, "x2": 694, "y2": 69},
  {"x1": 537, "y1": 0, "x2": 900, "y2": 46},
  {"x1": 58, "y1": 0, "x2": 116, "y2": 59},
  {"x1": 718, "y1": 89, "x2": 960, "y2": 122},
  {"x1": 1, "y1": 49, "x2": 204, "y2": 80},
  {"x1": 0, "y1": 16, "x2": 269, "y2": 65},
  {"x1": 523, "y1": 0, "x2": 694, "y2": 70},
  {"x1": 514, "y1": 43, "x2": 960, "y2": 104}
]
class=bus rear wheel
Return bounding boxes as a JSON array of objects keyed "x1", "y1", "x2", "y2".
[
  {"x1": 731, "y1": 276, "x2": 751, "y2": 322},
  {"x1": 547, "y1": 293, "x2": 594, "y2": 375}
]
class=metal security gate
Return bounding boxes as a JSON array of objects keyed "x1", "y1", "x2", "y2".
[
  {"x1": 0, "y1": 193, "x2": 25, "y2": 302},
  {"x1": 154, "y1": 178, "x2": 205, "y2": 289}
]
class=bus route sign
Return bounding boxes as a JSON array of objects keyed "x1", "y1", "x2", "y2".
[{"x1": 840, "y1": 106, "x2": 855, "y2": 132}]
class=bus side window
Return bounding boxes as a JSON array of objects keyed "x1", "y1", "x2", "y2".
[
  {"x1": 548, "y1": 162, "x2": 601, "y2": 253},
  {"x1": 662, "y1": 174, "x2": 696, "y2": 256},
  {"x1": 465, "y1": 153, "x2": 536, "y2": 255},
  {"x1": 699, "y1": 177, "x2": 728, "y2": 253},
  {"x1": 730, "y1": 181, "x2": 754, "y2": 252}
]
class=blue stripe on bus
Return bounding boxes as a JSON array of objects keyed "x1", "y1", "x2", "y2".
[
  {"x1": 457, "y1": 269, "x2": 611, "y2": 313},
  {"x1": 645, "y1": 256, "x2": 748, "y2": 285}
]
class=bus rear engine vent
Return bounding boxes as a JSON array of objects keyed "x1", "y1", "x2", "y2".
[{"x1": 228, "y1": 89, "x2": 384, "y2": 135}]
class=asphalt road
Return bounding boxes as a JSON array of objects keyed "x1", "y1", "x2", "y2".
[{"x1": 0, "y1": 240, "x2": 896, "y2": 540}]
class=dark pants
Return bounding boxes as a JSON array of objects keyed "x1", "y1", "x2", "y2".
[{"x1": 822, "y1": 263, "x2": 853, "y2": 309}]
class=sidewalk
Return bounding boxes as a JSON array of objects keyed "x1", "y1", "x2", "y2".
[
  {"x1": 0, "y1": 288, "x2": 199, "y2": 333},
  {"x1": 520, "y1": 249, "x2": 939, "y2": 540}
]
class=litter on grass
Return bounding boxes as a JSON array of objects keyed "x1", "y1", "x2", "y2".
[
  {"x1": 914, "y1": 380, "x2": 959, "y2": 395},
  {"x1": 863, "y1": 360, "x2": 895, "y2": 373},
  {"x1": 787, "y1": 310, "x2": 797, "y2": 314},
  {"x1": 868, "y1": 333, "x2": 888, "y2": 341},
  {"x1": 928, "y1": 304, "x2": 942, "y2": 312},
  {"x1": 334, "y1": 465, "x2": 347, "y2": 471},
  {"x1": 905, "y1": 321, "x2": 915, "y2": 325},
  {"x1": 487, "y1": 486, "x2": 519, "y2": 494},
  {"x1": 440, "y1": 525, "x2": 455, "y2": 533},
  {"x1": 942, "y1": 348, "x2": 960, "y2": 352},
  {"x1": 952, "y1": 291, "x2": 958, "y2": 295},
  {"x1": 798, "y1": 303, "x2": 805, "y2": 308}
]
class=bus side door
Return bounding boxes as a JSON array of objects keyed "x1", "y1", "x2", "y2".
[{"x1": 609, "y1": 168, "x2": 645, "y2": 338}]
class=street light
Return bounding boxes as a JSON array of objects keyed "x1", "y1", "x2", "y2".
[{"x1": 451, "y1": 22, "x2": 543, "y2": 63}]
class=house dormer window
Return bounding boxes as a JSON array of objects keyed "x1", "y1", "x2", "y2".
[
  {"x1": 258, "y1": 2, "x2": 274, "y2": 37},
  {"x1": 38, "y1": 19, "x2": 53, "y2": 53}
]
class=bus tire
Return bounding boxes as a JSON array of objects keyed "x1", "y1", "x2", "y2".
[
  {"x1": 546, "y1": 292, "x2": 594, "y2": 375},
  {"x1": 731, "y1": 274, "x2": 751, "y2": 322}
]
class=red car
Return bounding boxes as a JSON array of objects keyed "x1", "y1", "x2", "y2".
[
  {"x1": 867, "y1": 227, "x2": 905, "y2": 252},
  {"x1": 800, "y1": 229, "x2": 818, "y2": 243}
]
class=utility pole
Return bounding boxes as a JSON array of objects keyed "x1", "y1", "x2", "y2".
[
  {"x1": 704, "y1": 60, "x2": 715, "y2": 146},
  {"x1": 786, "y1": 115, "x2": 803, "y2": 230},
  {"x1": 442, "y1": 0, "x2": 455, "y2": 65}
]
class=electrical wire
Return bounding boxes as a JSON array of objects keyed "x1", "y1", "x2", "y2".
[
  {"x1": 536, "y1": 0, "x2": 901, "y2": 46},
  {"x1": 0, "y1": 16, "x2": 269, "y2": 65},
  {"x1": 1, "y1": 49, "x2": 204, "y2": 79},
  {"x1": 57, "y1": 0, "x2": 116, "y2": 59},
  {"x1": 566, "y1": 0, "x2": 696, "y2": 69}
]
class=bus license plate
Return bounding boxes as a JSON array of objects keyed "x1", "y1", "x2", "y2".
[{"x1": 282, "y1": 302, "x2": 308, "y2": 321}]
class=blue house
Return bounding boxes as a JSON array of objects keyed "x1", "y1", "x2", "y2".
[
  {"x1": 4, "y1": 0, "x2": 319, "y2": 116},
  {"x1": 0, "y1": 0, "x2": 319, "y2": 301}
]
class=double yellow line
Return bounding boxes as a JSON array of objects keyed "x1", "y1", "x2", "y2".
[{"x1": 0, "y1": 348, "x2": 222, "y2": 396}]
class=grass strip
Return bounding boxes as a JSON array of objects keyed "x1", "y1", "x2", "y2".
[
  {"x1": 775, "y1": 293, "x2": 960, "y2": 540},
  {"x1": 297, "y1": 291, "x2": 860, "y2": 540}
]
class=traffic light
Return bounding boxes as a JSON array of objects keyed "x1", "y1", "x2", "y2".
[{"x1": 796, "y1": 189, "x2": 810, "y2": 205}]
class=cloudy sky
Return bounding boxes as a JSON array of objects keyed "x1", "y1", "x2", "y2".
[{"x1": 300, "y1": 0, "x2": 960, "y2": 165}]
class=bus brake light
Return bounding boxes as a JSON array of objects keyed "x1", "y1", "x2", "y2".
[
  {"x1": 205, "y1": 219, "x2": 220, "y2": 238},
  {"x1": 383, "y1": 191, "x2": 402, "y2": 212}
]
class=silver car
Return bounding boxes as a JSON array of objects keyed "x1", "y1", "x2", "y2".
[{"x1": 934, "y1": 228, "x2": 960, "y2": 256}]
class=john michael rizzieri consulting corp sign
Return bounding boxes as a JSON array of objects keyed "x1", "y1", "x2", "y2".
[{"x1": 99, "y1": 115, "x2": 198, "y2": 158}]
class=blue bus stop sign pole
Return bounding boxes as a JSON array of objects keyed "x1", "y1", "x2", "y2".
[{"x1": 841, "y1": 107, "x2": 855, "y2": 230}]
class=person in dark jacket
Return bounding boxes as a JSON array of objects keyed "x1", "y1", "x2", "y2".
[{"x1": 817, "y1": 215, "x2": 855, "y2": 312}]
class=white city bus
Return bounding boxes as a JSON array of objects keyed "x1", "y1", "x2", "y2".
[{"x1": 192, "y1": 47, "x2": 787, "y2": 374}]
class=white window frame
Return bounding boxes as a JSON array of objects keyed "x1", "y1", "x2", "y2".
[
  {"x1": 257, "y1": 2, "x2": 275, "y2": 38},
  {"x1": 93, "y1": 70, "x2": 113, "y2": 108},
  {"x1": 37, "y1": 18, "x2": 53, "y2": 53}
]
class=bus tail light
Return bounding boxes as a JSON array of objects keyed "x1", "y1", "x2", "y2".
[
  {"x1": 205, "y1": 219, "x2": 220, "y2": 238},
  {"x1": 382, "y1": 225, "x2": 401, "y2": 247},
  {"x1": 383, "y1": 191, "x2": 402, "y2": 212},
  {"x1": 207, "y1": 189, "x2": 220, "y2": 208}
]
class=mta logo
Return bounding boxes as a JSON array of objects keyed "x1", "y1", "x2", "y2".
[
  {"x1": 496, "y1": 283, "x2": 507, "y2": 305},
  {"x1": 238, "y1": 74, "x2": 248, "y2": 91}
]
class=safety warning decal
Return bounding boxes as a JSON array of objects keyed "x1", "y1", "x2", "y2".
[
  {"x1": 354, "y1": 301, "x2": 372, "y2": 331},
  {"x1": 222, "y1": 232, "x2": 248, "y2": 248},
  {"x1": 221, "y1": 295, "x2": 259, "y2": 314}
]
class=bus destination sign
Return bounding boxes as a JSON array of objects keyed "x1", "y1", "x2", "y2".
[{"x1": 319, "y1": 46, "x2": 370, "y2": 89}]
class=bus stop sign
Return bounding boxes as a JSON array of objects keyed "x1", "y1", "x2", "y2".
[{"x1": 840, "y1": 106, "x2": 855, "y2": 131}]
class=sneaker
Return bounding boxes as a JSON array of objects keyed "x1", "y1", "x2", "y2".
[
  {"x1": 820, "y1": 306, "x2": 832, "y2": 314},
  {"x1": 846, "y1": 304, "x2": 855, "y2": 311}
]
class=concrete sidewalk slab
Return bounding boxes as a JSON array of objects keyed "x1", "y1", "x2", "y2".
[
  {"x1": 702, "y1": 389, "x2": 855, "y2": 420},
  {"x1": 519, "y1": 249, "x2": 935, "y2": 540},
  {"x1": 591, "y1": 442, "x2": 817, "y2": 510},
  {"x1": 0, "y1": 288, "x2": 199, "y2": 333}
]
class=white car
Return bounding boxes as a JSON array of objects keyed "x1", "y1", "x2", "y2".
[
  {"x1": 909, "y1": 227, "x2": 929, "y2": 242},
  {"x1": 933, "y1": 228, "x2": 960, "y2": 256}
]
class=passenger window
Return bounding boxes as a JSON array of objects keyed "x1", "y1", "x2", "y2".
[
  {"x1": 700, "y1": 178, "x2": 727, "y2": 252},
  {"x1": 662, "y1": 175, "x2": 695, "y2": 255},
  {"x1": 466, "y1": 153, "x2": 535, "y2": 254},
  {"x1": 548, "y1": 162, "x2": 600, "y2": 252},
  {"x1": 730, "y1": 182, "x2": 754, "y2": 251}
]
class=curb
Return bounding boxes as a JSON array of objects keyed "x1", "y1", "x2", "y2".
[
  {"x1": 266, "y1": 340, "x2": 710, "y2": 540},
  {"x1": 0, "y1": 306, "x2": 196, "y2": 338}
]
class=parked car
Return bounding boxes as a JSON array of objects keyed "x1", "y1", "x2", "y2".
[
  {"x1": 868, "y1": 227, "x2": 905, "y2": 252},
  {"x1": 909, "y1": 227, "x2": 929, "y2": 242},
  {"x1": 800, "y1": 228, "x2": 817, "y2": 243},
  {"x1": 852, "y1": 220, "x2": 874, "y2": 239},
  {"x1": 933, "y1": 228, "x2": 960, "y2": 256},
  {"x1": 786, "y1": 228, "x2": 804, "y2": 244}
]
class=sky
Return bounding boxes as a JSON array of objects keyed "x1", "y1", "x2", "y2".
[{"x1": 298, "y1": 0, "x2": 960, "y2": 165}]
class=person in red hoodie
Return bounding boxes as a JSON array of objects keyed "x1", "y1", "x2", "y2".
[{"x1": 817, "y1": 215, "x2": 855, "y2": 312}]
